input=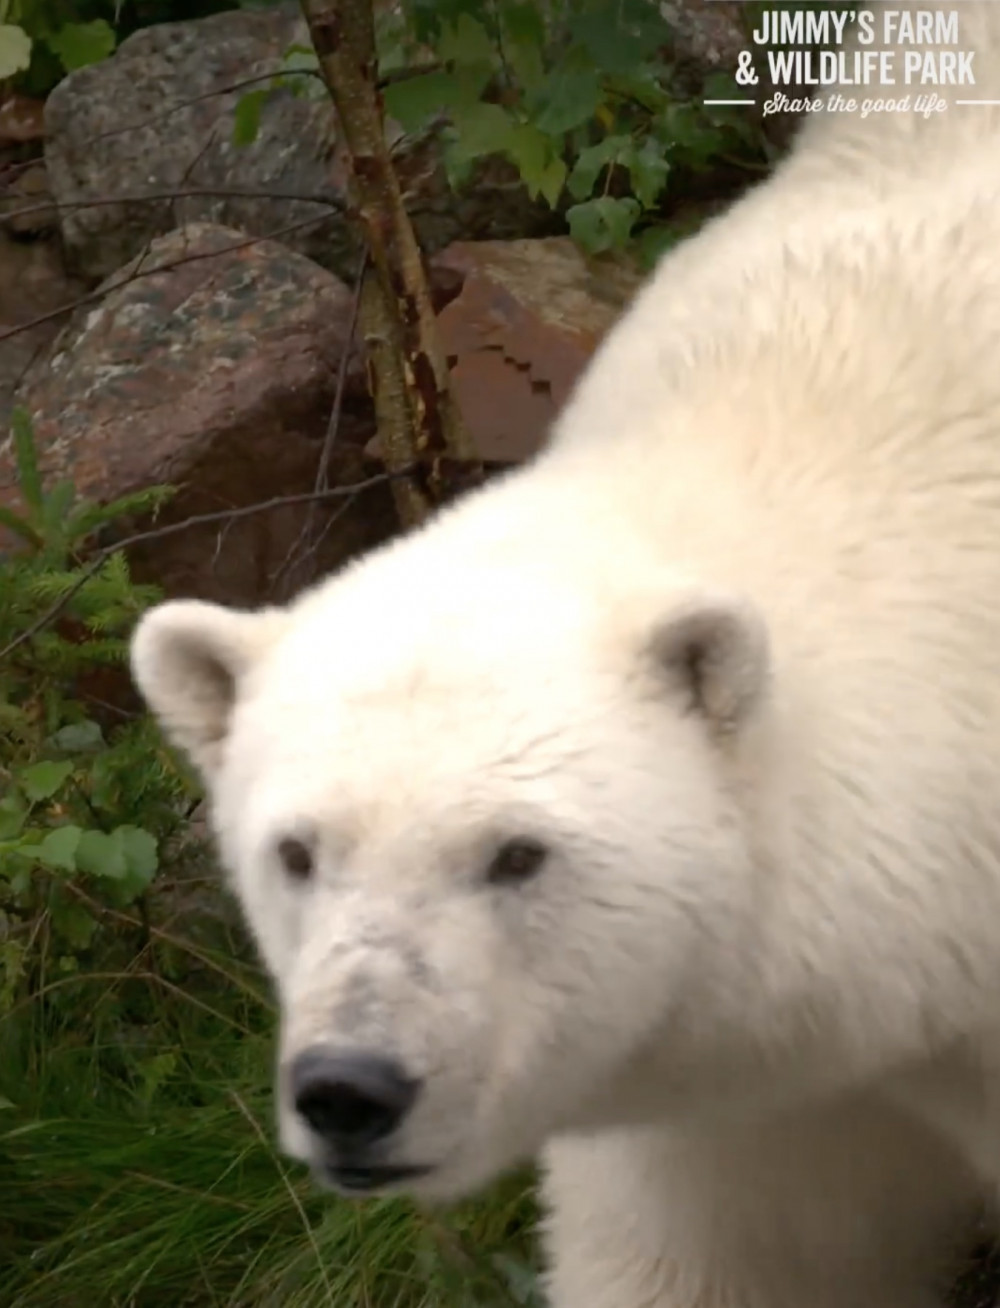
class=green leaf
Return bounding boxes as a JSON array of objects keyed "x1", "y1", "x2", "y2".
[
  {"x1": 652, "y1": 103, "x2": 726, "y2": 168},
  {"x1": 10, "y1": 407, "x2": 42, "y2": 517},
  {"x1": 19, "y1": 759, "x2": 73, "y2": 802},
  {"x1": 35, "y1": 825, "x2": 83, "y2": 872},
  {"x1": 533, "y1": 62, "x2": 602, "y2": 136},
  {"x1": 279, "y1": 43, "x2": 319, "y2": 75},
  {"x1": 567, "y1": 195, "x2": 640, "y2": 254},
  {"x1": 87, "y1": 752, "x2": 120, "y2": 814},
  {"x1": 535, "y1": 155, "x2": 567, "y2": 208},
  {"x1": 47, "y1": 19, "x2": 116, "y2": 72},
  {"x1": 567, "y1": 135, "x2": 630, "y2": 201},
  {"x1": 505, "y1": 124, "x2": 566, "y2": 206},
  {"x1": 383, "y1": 70, "x2": 466, "y2": 132},
  {"x1": 447, "y1": 100, "x2": 517, "y2": 167},
  {"x1": 626, "y1": 135, "x2": 670, "y2": 209},
  {"x1": 438, "y1": 13, "x2": 495, "y2": 69},
  {"x1": 50, "y1": 720, "x2": 105, "y2": 753},
  {"x1": 0, "y1": 24, "x2": 31, "y2": 80},
  {"x1": 75, "y1": 829, "x2": 127, "y2": 880},
  {"x1": 501, "y1": 2, "x2": 546, "y2": 93},
  {"x1": 605, "y1": 70, "x2": 669, "y2": 114},
  {"x1": 232, "y1": 88, "x2": 266, "y2": 147},
  {"x1": 50, "y1": 898, "x2": 98, "y2": 951},
  {"x1": 96, "y1": 826, "x2": 159, "y2": 902},
  {"x1": 117, "y1": 825, "x2": 158, "y2": 887},
  {"x1": 636, "y1": 222, "x2": 682, "y2": 270},
  {"x1": 569, "y1": 0, "x2": 666, "y2": 77},
  {"x1": 0, "y1": 794, "x2": 27, "y2": 842}
]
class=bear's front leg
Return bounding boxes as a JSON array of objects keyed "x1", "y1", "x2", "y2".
[{"x1": 540, "y1": 1101, "x2": 977, "y2": 1308}]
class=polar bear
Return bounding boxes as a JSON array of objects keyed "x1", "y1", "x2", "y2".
[{"x1": 132, "y1": 4, "x2": 1000, "y2": 1304}]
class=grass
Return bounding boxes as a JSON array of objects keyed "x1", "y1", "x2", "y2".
[{"x1": 0, "y1": 862, "x2": 542, "y2": 1308}]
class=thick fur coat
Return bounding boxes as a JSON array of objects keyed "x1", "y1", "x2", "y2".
[{"x1": 132, "y1": 6, "x2": 1000, "y2": 1303}]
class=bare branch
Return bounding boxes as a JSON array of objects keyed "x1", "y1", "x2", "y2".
[
  {"x1": 0, "y1": 471, "x2": 410, "y2": 664},
  {"x1": 272, "y1": 244, "x2": 369, "y2": 589},
  {"x1": 0, "y1": 185, "x2": 345, "y2": 231},
  {"x1": 298, "y1": 0, "x2": 482, "y2": 527},
  {"x1": 0, "y1": 213, "x2": 337, "y2": 346},
  {"x1": 89, "y1": 68, "x2": 326, "y2": 144}
]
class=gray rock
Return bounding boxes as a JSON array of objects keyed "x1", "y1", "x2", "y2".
[
  {"x1": 3, "y1": 222, "x2": 395, "y2": 606},
  {"x1": 43, "y1": 5, "x2": 555, "y2": 283}
]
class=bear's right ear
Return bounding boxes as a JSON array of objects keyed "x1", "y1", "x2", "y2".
[
  {"x1": 131, "y1": 600, "x2": 287, "y2": 782},
  {"x1": 648, "y1": 591, "x2": 770, "y2": 732}
]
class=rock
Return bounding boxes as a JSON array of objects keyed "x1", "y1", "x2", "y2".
[
  {"x1": 659, "y1": 0, "x2": 746, "y2": 70},
  {"x1": 0, "y1": 160, "x2": 57, "y2": 235},
  {"x1": 0, "y1": 95, "x2": 45, "y2": 146},
  {"x1": 0, "y1": 228, "x2": 87, "y2": 437},
  {"x1": 658, "y1": 0, "x2": 804, "y2": 151},
  {"x1": 2, "y1": 222, "x2": 396, "y2": 606},
  {"x1": 415, "y1": 237, "x2": 643, "y2": 465},
  {"x1": 43, "y1": 5, "x2": 556, "y2": 283}
]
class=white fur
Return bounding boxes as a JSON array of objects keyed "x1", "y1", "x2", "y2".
[{"x1": 132, "y1": 6, "x2": 1000, "y2": 1303}]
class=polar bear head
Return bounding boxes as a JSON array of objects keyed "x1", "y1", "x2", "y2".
[{"x1": 131, "y1": 504, "x2": 771, "y2": 1201}]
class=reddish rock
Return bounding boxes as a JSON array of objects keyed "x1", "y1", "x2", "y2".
[
  {"x1": 0, "y1": 228, "x2": 88, "y2": 436},
  {"x1": 0, "y1": 94, "x2": 45, "y2": 145},
  {"x1": 3, "y1": 222, "x2": 395, "y2": 605},
  {"x1": 426, "y1": 237, "x2": 643, "y2": 464}
]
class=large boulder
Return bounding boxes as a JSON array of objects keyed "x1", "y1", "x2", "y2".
[
  {"x1": 425, "y1": 237, "x2": 643, "y2": 465},
  {"x1": 2, "y1": 222, "x2": 395, "y2": 605},
  {"x1": 42, "y1": 6, "x2": 556, "y2": 283}
]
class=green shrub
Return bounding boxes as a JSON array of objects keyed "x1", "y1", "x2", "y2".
[{"x1": 0, "y1": 411, "x2": 542, "y2": 1306}]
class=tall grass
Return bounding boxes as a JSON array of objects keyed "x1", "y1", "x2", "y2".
[{"x1": 0, "y1": 865, "x2": 540, "y2": 1307}]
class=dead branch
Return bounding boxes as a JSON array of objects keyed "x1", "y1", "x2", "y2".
[
  {"x1": 0, "y1": 471, "x2": 410, "y2": 664},
  {"x1": 0, "y1": 213, "x2": 337, "y2": 345},
  {"x1": 0, "y1": 186, "x2": 345, "y2": 231},
  {"x1": 297, "y1": 0, "x2": 482, "y2": 528}
]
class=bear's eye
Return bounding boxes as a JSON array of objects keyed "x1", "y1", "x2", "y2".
[
  {"x1": 486, "y1": 838, "x2": 549, "y2": 888},
  {"x1": 277, "y1": 836, "x2": 314, "y2": 882}
]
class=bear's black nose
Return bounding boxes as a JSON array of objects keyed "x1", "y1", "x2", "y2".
[{"x1": 289, "y1": 1049, "x2": 421, "y2": 1149}]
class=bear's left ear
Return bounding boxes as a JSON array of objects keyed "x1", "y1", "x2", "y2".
[
  {"x1": 131, "y1": 600, "x2": 288, "y2": 782},
  {"x1": 649, "y1": 592, "x2": 770, "y2": 730}
]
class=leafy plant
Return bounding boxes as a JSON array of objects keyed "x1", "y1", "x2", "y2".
[
  {"x1": 0, "y1": 0, "x2": 116, "y2": 88},
  {"x1": 0, "y1": 407, "x2": 190, "y2": 1013},
  {"x1": 0, "y1": 0, "x2": 244, "y2": 94},
  {"x1": 233, "y1": 0, "x2": 766, "y2": 263}
]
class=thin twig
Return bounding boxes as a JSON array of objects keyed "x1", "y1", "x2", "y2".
[
  {"x1": 0, "y1": 186, "x2": 344, "y2": 231},
  {"x1": 315, "y1": 248, "x2": 368, "y2": 498},
  {"x1": 273, "y1": 245, "x2": 369, "y2": 588},
  {"x1": 0, "y1": 472, "x2": 410, "y2": 664},
  {"x1": 298, "y1": 0, "x2": 481, "y2": 527},
  {"x1": 89, "y1": 68, "x2": 326, "y2": 144},
  {"x1": 0, "y1": 213, "x2": 340, "y2": 346}
]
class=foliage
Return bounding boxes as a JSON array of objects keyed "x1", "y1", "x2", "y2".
[
  {"x1": 0, "y1": 0, "x2": 236, "y2": 94},
  {"x1": 384, "y1": 0, "x2": 769, "y2": 262},
  {"x1": 0, "y1": 412, "x2": 543, "y2": 1304},
  {"x1": 0, "y1": 0, "x2": 116, "y2": 91},
  {"x1": 0, "y1": 407, "x2": 190, "y2": 1014},
  {"x1": 1, "y1": 961, "x2": 542, "y2": 1307},
  {"x1": 234, "y1": 0, "x2": 769, "y2": 265},
  {"x1": 0, "y1": 5, "x2": 772, "y2": 1300}
]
